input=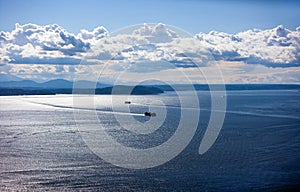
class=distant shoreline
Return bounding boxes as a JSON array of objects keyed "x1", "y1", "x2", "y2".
[
  {"x1": 0, "y1": 85, "x2": 164, "y2": 96},
  {"x1": 0, "y1": 84, "x2": 299, "y2": 96}
]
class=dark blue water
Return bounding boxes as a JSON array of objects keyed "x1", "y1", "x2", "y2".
[{"x1": 0, "y1": 90, "x2": 299, "y2": 191}]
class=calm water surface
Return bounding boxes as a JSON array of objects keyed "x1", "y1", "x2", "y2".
[{"x1": 0, "y1": 90, "x2": 299, "y2": 191}]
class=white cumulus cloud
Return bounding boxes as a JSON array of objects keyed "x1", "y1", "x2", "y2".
[
  {"x1": 0, "y1": 23, "x2": 108, "y2": 65},
  {"x1": 195, "y1": 25, "x2": 300, "y2": 67},
  {"x1": 1, "y1": 23, "x2": 299, "y2": 68},
  {"x1": 0, "y1": 23, "x2": 299, "y2": 83}
]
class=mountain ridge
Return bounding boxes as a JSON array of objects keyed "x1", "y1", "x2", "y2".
[{"x1": 0, "y1": 79, "x2": 110, "y2": 89}]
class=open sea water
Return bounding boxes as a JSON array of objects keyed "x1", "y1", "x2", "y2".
[{"x1": 0, "y1": 90, "x2": 299, "y2": 191}]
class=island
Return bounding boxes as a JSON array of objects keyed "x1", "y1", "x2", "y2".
[{"x1": 0, "y1": 85, "x2": 164, "y2": 96}]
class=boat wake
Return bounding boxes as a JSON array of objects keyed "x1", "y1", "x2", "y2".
[
  {"x1": 24, "y1": 100, "x2": 145, "y2": 116},
  {"x1": 23, "y1": 100, "x2": 300, "y2": 120}
]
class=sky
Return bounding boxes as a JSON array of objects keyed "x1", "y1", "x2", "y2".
[
  {"x1": 0, "y1": 0, "x2": 299, "y2": 84},
  {"x1": 1, "y1": 0, "x2": 300, "y2": 34}
]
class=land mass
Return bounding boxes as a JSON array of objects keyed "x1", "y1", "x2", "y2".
[
  {"x1": 0, "y1": 78, "x2": 299, "y2": 96},
  {"x1": 0, "y1": 85, "x2": 164, "y2": 96}
]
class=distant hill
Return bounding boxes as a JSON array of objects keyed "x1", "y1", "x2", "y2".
[
  {"x1": 0, "y1": 78, "x2": 299, "y2": 96},
  {"x1": 1, "y1": 77, "x2": 299, "y2": 91},
  {"x1": 0, "y1": 79, "x2": 110, "y2": 89},
  {"x1": 0, "y1": 80, "x2": 40, "y2": 88},
  {"x1": 0, "y1": 86, "x2": 164, "y2": 96},
  {"x1": 94, "y1": 85, "x2": 164, "y2": 95},
  {"x1": 0, "y1": 78, "x2": 164, "y2": 95},
  {"x1": 73, "y1": 80, "x2": 110, "y2": 89}
]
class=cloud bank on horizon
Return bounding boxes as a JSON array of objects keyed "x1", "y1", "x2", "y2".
[{"x1": 0, "y1": 23, "x2": 299, "y2": 83}]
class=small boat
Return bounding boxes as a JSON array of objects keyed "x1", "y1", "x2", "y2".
[
  {"x1": 124, "y1": 101, "x2": 131, "y2": 104},
  {"x1": 144, "y1": 112, "x2": 156, "y2": 117}
]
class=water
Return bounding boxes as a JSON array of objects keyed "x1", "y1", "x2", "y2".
[{"x1": 0, "y1": 90, "x2": 299, "y2": 191}]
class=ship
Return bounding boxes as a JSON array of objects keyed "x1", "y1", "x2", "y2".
[{"x1": 144, "y1": 112, "x2": 156, "y2": 117}]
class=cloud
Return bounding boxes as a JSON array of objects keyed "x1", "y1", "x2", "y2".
[
  {"x1": 133, "y1": 23, "x2": 178, "y2": 43},
  {"x1": 1, "y1": 23, "x2": 300, "y2": 83},
  {"x1": 217, "y1": 61, "x2": 300, "y2": 84},
  {"x1": 195, "y1": 25, "x2": 300, "y2": 67},
  {"x1": 2, "y1": 23, "x2": 299, "y2": 68},
  {"x1": 82, "y1": 24, "x2": 213, "y2": 71},
  {"x1": 0, "y1": 23, "x2": 107, "y2": 65},
  {"x1": 6, "y1": 64, "x2": 77, "y2": 81},
  {"x1": 77, "y1": 26, "x2": 108, "y2": 43}
]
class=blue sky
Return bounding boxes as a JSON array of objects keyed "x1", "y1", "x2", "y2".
[{"x1": 1, "y1": 0, "x2": 300, "y2": 34}]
